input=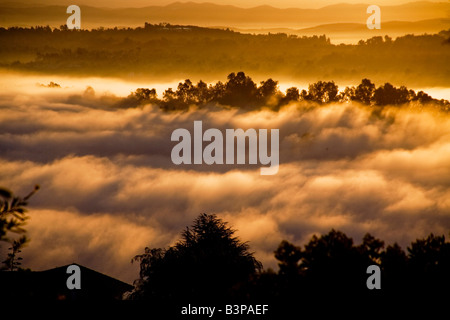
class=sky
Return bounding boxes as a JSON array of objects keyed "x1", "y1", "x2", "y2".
[
  {"x1": 2, "y1": 0, "x2": 448, "y2": 32},
  {"x1": 1, "y1": 74, "x2": 449, "y2": 283},
  {"x1": 3, "y1": 0, "x2": 444, "y2": 8}
]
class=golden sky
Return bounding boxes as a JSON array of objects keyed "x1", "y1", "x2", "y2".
[{"x1": 6, "y1": 0, "x2": 445, "y2": 8}]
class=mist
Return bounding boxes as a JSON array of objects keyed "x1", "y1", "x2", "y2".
[{"x1": 1, "y1": 78, "x2": 449, "y2": 283}]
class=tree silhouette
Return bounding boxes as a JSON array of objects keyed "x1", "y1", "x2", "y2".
[
  {"x1": 274, "y1": 240, "x2": 302, "y2": 277},
  {"x1": 124, "y1": 73, "x2": 449, "y2": 111},
  {"x1": 195, "y1": 80, "x2": 210, "y2": 105},
  {"x1": 130, "y1": 213, "x2": 262, "y2": 301},
  {"x1": 415, "y1": 91, "x2": 434, "y2": 104},
  {"x1": 300, "y1": 230, "x2": 368, "y2": 293},
  {"x1": 283, "y1": 87, "x2": 300, "y2": 103},
  {"x1": 305, "y1": 81, "x2": 339, "y2": 104},
  {"x1": 2, "y1": 236, "x2": 27, "y2": 271},
  {"x1": 0, "y1": 185, "x2": 39, "y2": 271},
  {"x1": 258, "y1": 78, "x2": 281, "y2": 106},
  {"x1": 354, "y1": 78, "x2": 375, "y2": 105},
  {"x1": 407, "y1": 233, "x2": 450, "y2": 292},
  {"x1": 175, "y1": 79, "x2": 197, "y2": 105},
  {"x1": 381, "y1": 243, "x2": 408, "y2": 292},
  {"x1": 134, "y1": 88, "x2": 157, "y2": 102},
  {"x1": 269, "y1": 229, "x2": 450, "y2": 301},
  {"x1": 220, "y1": 72, "x2": 258, "y2": 108},
  {"x1": 358, "y1": 233, "x2": 384, "y2": 264},
  {"x1": 372, "y1": 83, "x2": 409, "y2": 105}
]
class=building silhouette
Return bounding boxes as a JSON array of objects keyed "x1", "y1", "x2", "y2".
[{"x1": 0, "y1": 263, "x2": 133, "y2": 301}]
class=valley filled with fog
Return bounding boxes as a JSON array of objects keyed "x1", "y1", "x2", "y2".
[{"x1": 1, "y1": 74, "x2": 449, "y2": 282}]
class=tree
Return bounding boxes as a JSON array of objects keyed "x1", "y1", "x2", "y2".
[
  {"x1": 0, "y1": 185, "x2": 39, "y2": 271},
  {"x1": 258, "y1": 78, "x2": 280, "y2": 104},
  {"x1": 130, "y1": 213, "x2": 262, "y2": 301},
  {"x1": 354, "y1": 79, "x2": 375, "y2": 105},
  {"x1": 372, "y1": 83, "x2": 409, "y2": 105},
  {"x1": 209, "y1": 81, "x2": 226, "y2": 102},
  {"x1": 220, "y1": 72, "x2": 258, "y2": 108},
  {"x1": 284, "y1": 87, "x2": 300, "y2": 103},
  {"x1": 299, "y1": 89, "x2": 309, "y2": 101},
  {"x1": 307, "y1": 81, "x2": 339, "y2": 103},
  {"x1": 301, "y1": 230, "x2": 364, "y2": 287},
  {"x1": 381, "y1": 243, "x2": 408, "y2": 292},
  {"x1": 358, "y1": 233, "x2": 384, "y2": 264},
  {"x1": 340, "y1": 86, "x2": 355, "y2": 102},
  {"x1": 161, "y1": 87, "x2": 189, "y2": 111},
  {"x1": 134, "y1": 88, "x2": 157, "y2": 102},
  {"x1": 276, "y1": 230, "x2": 375, "y2": 296},
  {"x1": 268, "y1": 230, "x2": 450, "y2": 302},
  {"x1": 366, "y1": 36, "x2": 384, "y2": 45},
  {"x1": 118, "y1": 88, "x2": 158, "y2": 108},
  {"x1": 416, "y1": 91, "x2": 433, "y2": 104},
  {"x1": 176, "y1": 79, "x2": 196, "y2": 104},
  {"x1": 274, "y1": 240, "x2": 302, "y2": 276},
  {"x1": 407, "y1": 233, "x2": 450, "y2": 291},
  {"x1": 195, "y1": 80, "x2": 210, "y2": 105}
]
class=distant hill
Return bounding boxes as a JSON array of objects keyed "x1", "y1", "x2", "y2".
[
  {"x1": 1, "y1": 22, "x2": 449, "y2": 86},
  {"x1": 231, "y1": 18, "x2": 450, "y2": 44},
  {"x1": 0, "y1": 1, "x2": 449, "y2": 29},
  {"x1": 2, "y1": 0, "x2": 445, "y2": 9}
]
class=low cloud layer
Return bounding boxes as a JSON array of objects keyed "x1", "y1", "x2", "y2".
[{"x1": 1, "y1": 84, "x2": 449, "y2": 283}]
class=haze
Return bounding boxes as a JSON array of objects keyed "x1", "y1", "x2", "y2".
[
  {"x1": 4, "y1": 0, "x2": 444, "y2": 9},
  {"x1": 1, "y1": 73, "x2": 450, "y2": 283}
]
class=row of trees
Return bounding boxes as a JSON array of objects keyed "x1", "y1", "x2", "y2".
[
  {"x1": 2, "y1": 188, "x2": 449, "y2": 302},
  {"x1": 122, "y1": 72, "x2": 449, "y2": 111},
  {"x1": 2, "y1": 183, "x2": 448, "y2": 299},
  {"x1": 270, "y1": 230, "x2": 450, "y2": 298},
  {"x1": 130, "y1": 213, "x2": 450, "y2": 302},
  {"x1": 2, "y1": 25, "x2": 448, "y2": 86}
]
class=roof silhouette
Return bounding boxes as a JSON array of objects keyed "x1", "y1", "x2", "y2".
[{"x1": 0, "y1": 263, "x2": 133, "y2": 301}]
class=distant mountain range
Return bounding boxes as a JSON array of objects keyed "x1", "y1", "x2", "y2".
[
  {"x1": 231, "y1": 18, "x2": 450, "y2": 43},
  {"x1": 0, "y1": 1, "x2": 449, "y2": 31},
  {"x1": 3, "y1": 0, "x2": 447, "y2": 9}
]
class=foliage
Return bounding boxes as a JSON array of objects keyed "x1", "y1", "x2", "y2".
[
  {"x1": 129, "y1": 213, "x2": 262, "y2": 301},
  {"x1": 129, "y1": 212, "x2": 450, "y2": 301},
  {"x1": 0, "y1": 185, "x2": 39, "y2": 271},
  {"x1": 270, "y1": 229, "x2": 450, "y2": 299},
  {"x1": 121, "y1": 73, "x2": 449, "y2": 112},
  {"x1": 1, "y1": 25, "x2": 449, "y2": 87}
]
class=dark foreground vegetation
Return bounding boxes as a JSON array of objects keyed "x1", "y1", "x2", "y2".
[
  {"x1": 0, "y1": 186, "x2": 38, "y2": 271},
  {"x1": 129, "y1": 213, "x2": 450, "y2": 304},
  {"x1": 1, "y1": 187, "x2": 449, "y2": 309}
]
